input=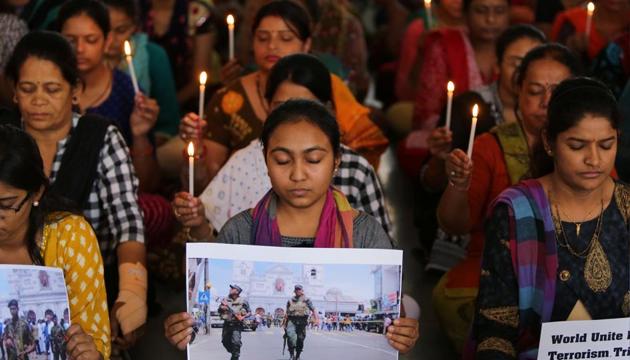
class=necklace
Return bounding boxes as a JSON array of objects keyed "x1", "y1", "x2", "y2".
[
  {"x1": 556, "y1": 205, "x2": 595, "y2": 237},
  {"x1": 550, "y1": 191, "x2": 611, "y2": 293},
  {"x1": 553, "y1": 200, "x2": 603, "y2": 258},
  {"x1": 81, "y1": 72, "x2": 112, "y2": 111},
  {"x1": 255, "y1": 73, "x2": 270, "y2": 116}
]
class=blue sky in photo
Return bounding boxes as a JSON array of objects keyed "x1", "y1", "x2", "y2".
[
  {"x1": 0, "y1": 270, "x2": 10, "y2": 296},
  {"x1": 191, "y1": 258, "x2": 392, "y2": 301}
]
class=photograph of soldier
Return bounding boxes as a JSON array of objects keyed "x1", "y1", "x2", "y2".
[
  {"x1": 3, "y1": 300, "x2": 34, "y2": 360},
  {"x1": 0, "y1": 267, "x2": 72, "y2": 360},
  {"x1": 218, "y1": 285, "x2": 251, "y2": 360},
  {"x1": 282, "y1": 285, "x2": 318, "y2": 360},
  {"x1": 26, "y1": 316, "x2": 37, "y2": 356},
  {"x1": 49, "y1": 316, "x2": 65, "y2": 360},
  {"x1": 180, "y1": 252, "x2": 404, "y2": 360}
]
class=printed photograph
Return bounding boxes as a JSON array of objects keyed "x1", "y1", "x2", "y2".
[
  {"x1": 0, "y1": 265, "x2": 71, "y2": 360},
  {"x1": 186, "y1": 243, "x2": 403, "y2": 360}
]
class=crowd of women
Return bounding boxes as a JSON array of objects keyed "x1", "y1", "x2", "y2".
[{"x1": 1, "y1": 0, "x2": 630, "y2": 359}]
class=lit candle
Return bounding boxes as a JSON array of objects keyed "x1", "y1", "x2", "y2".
[
  {"x1": 585, "y1": 2, "x2": 595, "y2": 40},
  {"x1": 424, "y1": 0, "x2": 433, "y2": 30},
  {"x1": 188, "y1": 142, "x2": 195, "y2": 195},
  {"x1": 227, "y1": 15, "x2": 235, "y2": 60},
  {"x1": 467, "y1": 104, "x2": 479, "y2": 159},
  {"x1": 445, "y1": 81, "x2": 455, "y2": 130},
  {"x1": 198, "y1": 71, "x2": 207, "y2": 121},
  {"x1": 124, "y1": 40, "x2": 140, "y2": 94}
]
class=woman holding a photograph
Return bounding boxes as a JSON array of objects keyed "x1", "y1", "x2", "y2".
[
  {"x1": 4, "y1": 30, "x2": 147, "y2": 351},
  {"x1": 0, "y1": 124, "x2": 110, "y2": 359},
  {"x1": 164, "y1": 100, "x2": 420, "y2": 354}
]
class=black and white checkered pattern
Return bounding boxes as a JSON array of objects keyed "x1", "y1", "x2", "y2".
[
  {"x1": 49, "y1": 118, "x2": 144, "y2": 265},
  {"x1": 335, "y1": 146, "x2": 392, "y2": 237}
]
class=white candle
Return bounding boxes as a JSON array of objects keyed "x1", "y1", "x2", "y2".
[
  {"x1": 198, "y1": 71, "x2": 207, "y2": 121},
  {"x1": 188, "y1": 142, "x2": 195, "y2": 195},
  {"x1": 424, "y1": 0, "x2": 433, "y2": 30},
  {"x1": 467, "y1": 104, "x2": 479, "y2": 159},
  {"x1": 445, "y1": 81, "x2": 455, "y2": 130},
  {"x1": 227, "y1": 15, "x2": 235, "y2": 60},
  {"x1": 585, "y1": 2, "x2": 595, "y2": 40},
  {"x1": 124, "y1": 40, "x2": 140, "y2": 94}
]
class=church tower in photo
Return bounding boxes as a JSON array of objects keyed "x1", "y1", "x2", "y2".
[{"x1": 301, "y1": 264, "x2": 325, "y2": 298}]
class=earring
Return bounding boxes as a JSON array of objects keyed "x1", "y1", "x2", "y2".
[
  {"x1": 33, "y1": 201, "x2": 39, "y2": 207},
  {"x1": 72, "y1": 96, "x2": 78, "y2": 103}
]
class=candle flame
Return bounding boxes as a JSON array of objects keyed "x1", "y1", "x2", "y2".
[
  {"x1": 199, "y1": 71, "x2": 207, "y2": 86},
  {"x1": 587, "y1": 2, "x2": 595, "y2": 13},
  {"x1": 124, "y1": 40, "x2": 132, "y2": 57},
  {"x1": 227, "y1": 14, "x2": 235, "y2": 26},
  {"x1": 447, "y1": 81, "x2": 455, "y2": 93},
  {"x1": 424, "y1": 0, "x2": 431, "y2": 7},
  {"x1": 187, "y1": 142, "x2": 195, "y2": 157},
  {"x1": 472, "y1": 104, "x2": 479, "y2": 117}
]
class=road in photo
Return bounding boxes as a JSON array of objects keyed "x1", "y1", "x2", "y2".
[{"x1": 189, "y1": 326, "x2": 396, "y2": 360}]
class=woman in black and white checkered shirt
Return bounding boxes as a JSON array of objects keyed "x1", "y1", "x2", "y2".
[{"x1": 5, "y1": 30, "x2": 148, "y2": 351}]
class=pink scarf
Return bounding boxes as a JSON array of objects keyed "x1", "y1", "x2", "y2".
[{"x1": 251, "y1": 187, "x2": 354, "y2": 248}]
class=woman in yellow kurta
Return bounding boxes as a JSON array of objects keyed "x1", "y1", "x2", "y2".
[{"x1": 0, "y1": 124, "x2": 110, "y2": 359}]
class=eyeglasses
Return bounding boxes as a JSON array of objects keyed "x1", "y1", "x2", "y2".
[{"x1": 0, "y1": 194, "x2": 31, "y2": 214}]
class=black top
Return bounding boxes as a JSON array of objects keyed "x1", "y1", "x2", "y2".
[
  {"x1": 474, "y1": 182, "x2": 630, "y2": 359},
  {"x1": 551, "y1": 196, "x2": 629, "y2": 320}
]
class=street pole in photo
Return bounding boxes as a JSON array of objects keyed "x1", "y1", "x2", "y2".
[
  {"x1": 335, "y1": 294, "x2": 339, "y2": 331},
  {"x1": 204, "y1": 258, "x2": 211, "y2": 332}
]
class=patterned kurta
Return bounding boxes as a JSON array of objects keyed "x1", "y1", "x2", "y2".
[
  {"x1": 206, "y1": 81, "x2": 261, "y2": 152},
  {"x1": 474, "y1": 182, "x2": 630, "y2": 359},
  {"x1": 41, "y1": 213, "x2": 111, "y2": 359}
]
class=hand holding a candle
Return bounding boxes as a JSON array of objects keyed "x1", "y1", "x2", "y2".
[
  {"x1": 130, "y1": 94, "x2": 159, "y2": 138},
  {"x1": 179, "y1": 112, "x2": 208, "y2": 141},
  {"x1": 565, "y1": 2, "x2": 594, "y2": 56},
  {"x1": 445, "y1": 149, "x2": 472, "y2": 191},
  {"x1": 171, "y1": 192, "x2": 207, "y2": 229},
  {"x1": 445, "y1": 103, "x2": 477, "y2": 191}
]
